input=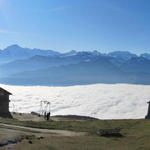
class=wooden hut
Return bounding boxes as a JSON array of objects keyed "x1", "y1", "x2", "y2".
[{"x1": 0, "y1": 87, "x2": 12, "y2": 118}]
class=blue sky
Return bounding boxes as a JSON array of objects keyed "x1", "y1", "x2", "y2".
[{"x1": 0, "y1": 0, "x2": 150, "y2": 54}]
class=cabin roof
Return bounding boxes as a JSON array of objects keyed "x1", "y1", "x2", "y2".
[{"x1": 0, "y1": 87, "x2": 12, "y2": 95}]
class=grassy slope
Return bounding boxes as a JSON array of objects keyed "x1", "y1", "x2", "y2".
[{"x1": 0, "y1": 117, "x2": 150, "y2": 150}]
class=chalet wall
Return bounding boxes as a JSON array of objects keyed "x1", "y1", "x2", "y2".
[
  {"x1": 0, "y1": 94, "x2": 12, "y2": 118},
  {"x1": 0, "y1": 95, "x2": 9, "y2": 112}
]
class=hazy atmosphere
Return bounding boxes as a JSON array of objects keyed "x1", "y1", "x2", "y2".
[{"x1": 0, "y1": 1, "x2": 150, "y2": 149}]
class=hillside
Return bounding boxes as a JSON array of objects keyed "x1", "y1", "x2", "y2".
[{"x1": 0, "y1": 114, "x2": 150, "y2": 150}]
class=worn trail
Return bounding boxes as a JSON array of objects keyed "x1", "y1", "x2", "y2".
[{"x1": 0, "y1": 123, "x2": 86, "y2": 137}]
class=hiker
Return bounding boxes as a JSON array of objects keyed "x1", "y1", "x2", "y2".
[
  {"x1": 44, "y1": 112, "x2": 47, "y2": 119},
  {"x1": 46, "y1": 112, "x2": 51, "y2": 121}
]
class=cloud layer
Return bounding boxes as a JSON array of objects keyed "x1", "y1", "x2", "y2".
[{"x1": 1, "y1": 83, "x2": 149, "y2": 119}]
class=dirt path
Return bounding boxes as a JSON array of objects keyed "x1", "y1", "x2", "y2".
[{"x1": 0, "y1": 123, "x2": 86, "y2": 137}]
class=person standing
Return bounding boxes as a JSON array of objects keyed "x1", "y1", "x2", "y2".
[{"x1": 46, "y1": 112, "x2": 51, "y2": 121}]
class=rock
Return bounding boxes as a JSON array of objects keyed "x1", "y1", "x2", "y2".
[
  {"x1": 97, "y1": 128, "x2": 123, "y2": 137},
  {"x1": 28, "y1": 140, "x2": 32, "y2": 144}
]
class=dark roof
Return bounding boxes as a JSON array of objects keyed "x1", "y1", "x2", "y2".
[{"x1": 0, "y1": 87, "x2": 12, "y2": 95}]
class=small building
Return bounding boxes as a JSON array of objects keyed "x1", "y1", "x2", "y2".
[
  {"x1": 145, "y1": 101, "x2": 150, "y2": 119},
  {"x1": 0, "y1": 87, "x2": 12, "y2": 118}
]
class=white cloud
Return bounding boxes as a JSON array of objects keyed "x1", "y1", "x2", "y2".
[
  {"x1": 0, "y1": 29, "x2": 9, "y2": 33},
  {"x1": 0, "y1": 29, "x2": 16, "y2": 34},
  {"x1": 1, "y1": 83, "x2": 149, "y2": 119}
]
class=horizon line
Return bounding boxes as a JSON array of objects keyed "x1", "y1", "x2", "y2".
[{"x1": 0, "y1": 44, "x2": 149, "y2": 55}]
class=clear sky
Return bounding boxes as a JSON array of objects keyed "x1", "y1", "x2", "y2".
[{"x1": 0, "y1": 0, "x2": 150, "y2": 54}]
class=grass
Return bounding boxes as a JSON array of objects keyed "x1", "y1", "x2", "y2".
[
  {"x1": 12, "y1": 130, "x2": 150, "y2": 150},
  {"x1": 0, "y1": 128, "x2": 24, "y2": 142},
  {"x1": 0, "y1": 116, "x2": 150, "y2": 150},
  {"x1": 0, "y1": 117, "x2": 149, "y2": 133}
]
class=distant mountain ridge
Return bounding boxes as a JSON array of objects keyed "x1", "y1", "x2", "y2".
[
  {"x1": 0, "y1": 44, "x2": 150, "y2": 85},
  {"x1": 108, "y1": 51, "x2": 138, "y2": 60},
  {"x1": 0, "y1": 44, "x2": 149, "y2": 62},
  {"x1": 0, "y1": 44, "x2": 61, "y2": 64}
]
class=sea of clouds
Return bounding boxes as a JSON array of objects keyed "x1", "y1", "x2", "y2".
[{"x1": 1, "y1": 83, "x2": 149, "y2": 119}]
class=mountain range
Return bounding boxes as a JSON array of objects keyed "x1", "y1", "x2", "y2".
[{"x1": 0, "y1": 44, "x2": 150, "y2": 85}]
